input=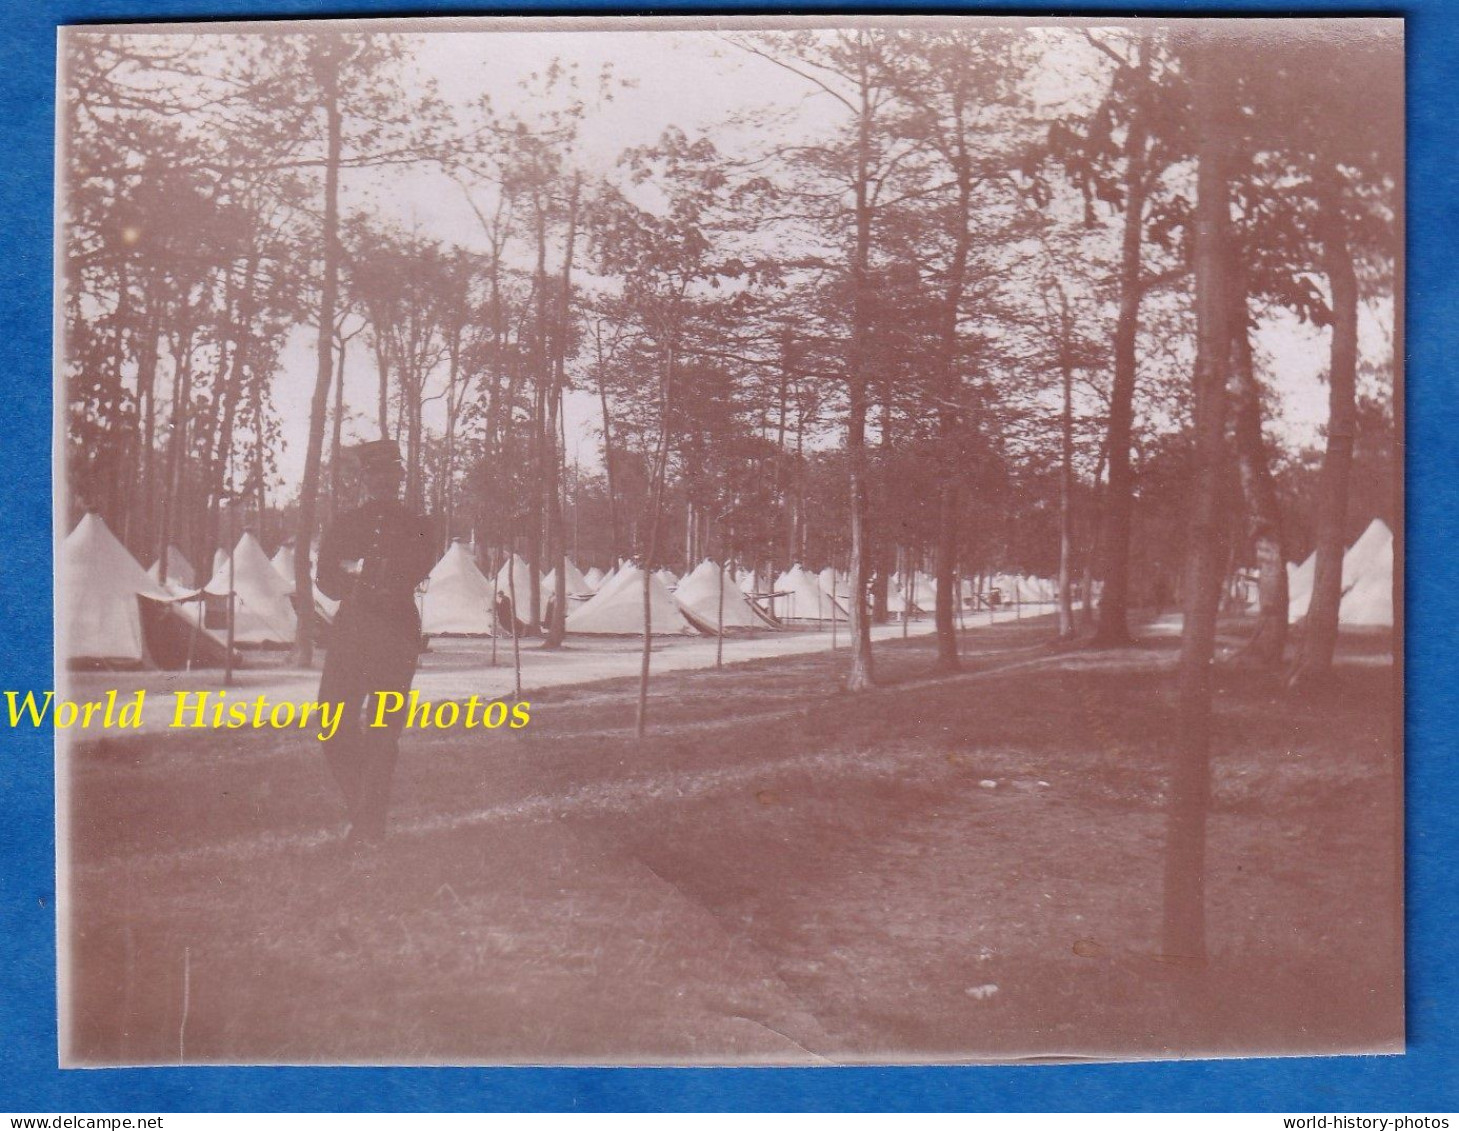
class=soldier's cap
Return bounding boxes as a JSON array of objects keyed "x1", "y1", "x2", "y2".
[{"x1": 353, "y1": 439, "x2": 404, "y2": 473}]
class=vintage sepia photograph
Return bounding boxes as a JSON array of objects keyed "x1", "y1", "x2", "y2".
[{"x1": 55, "y1": 16, "x2": 1402, "y2": 1066}]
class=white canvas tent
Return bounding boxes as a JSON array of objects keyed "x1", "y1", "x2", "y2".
[
  {"x1": 206, "y1": 532, "x2": 297, "y2": 645},
  {"x1": 655, "y1": 568, "x2": 679, "y2": 591},
  {"x1": 495, "y1": 553, "x2": 540, "y2": 625},
  {"x1": 64, "y1": 515, "x2": 233, "y2": 668},
  {"x1": 565, "y1": 563, "x2": 710, "y2": 635},
  {"x1": 1339, "y1": 532, "x2": 1394, "y2": 626},
  {"x1": 421, "y1": 542, "x2": 497, "y2": 636},
  {"x1": 583, "y1": 566, "x2": 606, "y2": 592},
  {"x1": 817, "y1": 567, "x2": 851, "y2": 605},
  {"x1": 1288, "y1": 519, "x2": 1394, "y2": 625},
  {"x1": 674, "y1": 559, "x2": 777, "y2": 630},
  {"x1": 63, "y1": 514, "x2": 173, "y2": 664},
  {"x1": 148, "y1": 545, "x2": 197, "y2": 591},
  {"x1": 543, "y1": 559, "x2": 595, "y2": 603},
  {"x1": 269, "y1": 543, "x2": 340, "y2": 623},
  {"x1": 270, "y1": 544, "x2": 292, "y2": 582},
  {"x1": 1286, "y1": 553, "x2": 1316, "y2": 620},
  {"x1": 1341, "y1": 519, "x2": 1392, "y2": 590},
  {"x1": 773, "y1": 565, "x2": 849, "y2": 622}
]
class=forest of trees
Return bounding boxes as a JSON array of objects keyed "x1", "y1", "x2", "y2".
[{"x1": 61, "y1": 23, "x2": 1398, "y2": 700}]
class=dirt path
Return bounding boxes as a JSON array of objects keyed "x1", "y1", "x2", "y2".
[{"x1": 63, "y1": 607, "x2": 1052, "y2": 736}]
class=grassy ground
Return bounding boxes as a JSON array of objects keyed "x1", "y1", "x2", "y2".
[{"x1": 63, "y1": 617, "x2": 1401, "y2": 1065}]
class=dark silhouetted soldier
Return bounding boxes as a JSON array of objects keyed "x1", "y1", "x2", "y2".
[{"x1": 315, "y1": 439, "x2": 436, "y2": 845}]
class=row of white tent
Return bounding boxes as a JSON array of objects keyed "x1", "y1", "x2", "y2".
[
  {"x1": 69, "y1": 508, "x2": 1391, "y2": 667},
  {"x1": 62, "y1": 508, "x2": 1074, "y2": 666},
  {"x1": 419, "y1": 550, "x2": 780, "y2": 637},
  {"x1": 66, "y1": 518, "x2": 355, "y2": 664},
  {"x1": 1285, "y1": 518, "x2": 1394, "y2": 628},
  {"x1": 433, "y1": 554, "x2": 1062, "y2": 636}
]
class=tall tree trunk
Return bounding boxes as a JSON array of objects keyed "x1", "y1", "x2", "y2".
[
  {"x1": 1081, "y1": 441, "x2": 1108, "y2": 631},
  {"x1": 1163, "y1": 40, "x2": 1232, "y2": 963},
  {"x1": 636, "y1": 344, "x2": 674, "y2": 738},
  {"x1": 328, "y1": 328, "x2": 347, "y2": 524},
  {"x1": 110, "y1": 261, "x2": 133, "y2": 542},
  {"x1": 293, "y1": 37, "x2": 343, "y2": 667},
  {"x1": 205, "y1": 269, "x2": 240, "y2": 567},
  {"x1": 137, "y1": 303, "x2": 161, "y2": 557},
  {"x1": 1058, "y1": 303, "x2": 1077, "y2": 639},
  {"x1": 1290, "y1": 164, "x2": 1358, "y2": 688},
  {"x1": 933, "y1": 142, "x2": 973, "y2": 672},
  {"x1": 249, "y1": 334, "x2": 267, "y2": 542},
  {"x1": 156, "y1": 312, "x2": 195, "y2": 576},
  {"x1": 544, "y1": 176, "x2": 579, "y2": 650},
  {"x1": 407, "y1": 361, "x2": 423, "y2": 512},
  {"x1": 845, "y1": 44, "x2": 877, "y2": 691},
  {"x1": 1229, "y1": 269, "x2": 1289, "y2": 666},
  {"x1": 1094, "y1": 56, "x2": 1151, "y2": 647},
  {"x1": 525, "y1": 199, "x2": 550, "y2": 635},
  {"x1": 596, "y1": 329, "x2": 620, "y2": 565},
  {"x1": 374, "y1": 331, "x2": 390, "y2": 441},
  {"x1": 442, "y1": 319, "x2": 461, "y2": 545}
]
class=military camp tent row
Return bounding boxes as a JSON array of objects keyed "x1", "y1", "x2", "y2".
[{"x1": 60, "y1": 513, "x2": 1395, "y2": 667}]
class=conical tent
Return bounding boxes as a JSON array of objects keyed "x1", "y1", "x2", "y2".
[
  {"x1": 496, "y1": 553, "x2": 539, "y2": 624},
  {"x1": 912, "y1": 572, "x2": 939, "y2": 612},
  {"x1": 1288, "y1": 519, "x2": 1393, "y2": 624},
  {"x1": 1339, "y1": 533, "x2": 1394, "y2": 626},
  {"x1": 62, "y1": 514, "x2": 172, "y2": 664},
  {"x1": 774, "y1": 565, "x2": 848, "y2": 622},
  {"x1": 598, "y1": 565, "x2": 618, "y2": 592},
  {"x1": 148, "y1": 546, "x2": 197, "y2": 590},
  {"x1": 543, "y1": 559, "x2": 595, "y2": 602},
  {"x1": 817, "y1": 567, "x2": 850, "y2": 602},
  {"x1": 206, "y1": 532, "x2": 296, "y2": 645},
  {"x1": 675, "y1": 559, "x2": 777, "y2": 629},
  {"x1": 421, "y1": 542, "x2": 497, "y2": 636},
  {"x1": 1286, "y1": 553, "x2": 1317, "y2": 621},
  {"x1": 655, "y1": 568, "x2": 679, "y2": 591},
  {"x1": 583, "y1": 566, "x2": 606, "y2": 592},
  {"x1": 269, "y1": 543, "x2": 340, "y2": 623},
  {"x1": 886, "y1": 582, "x2": 913, "y2": 615},
  {"x1": 270, "y1": 544, "x2": 293, "y2": 584},
  {"x1": 1342, "y1": 519, "x2": 1392, "y2": 589},
  {"x1": 566, "y1": 563, "x2": 710, "y2": 635}
]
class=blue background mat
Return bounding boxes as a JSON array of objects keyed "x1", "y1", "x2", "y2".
[{"x1": 2, "y1": 0, "x2": 1451, "y2": 1112}]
